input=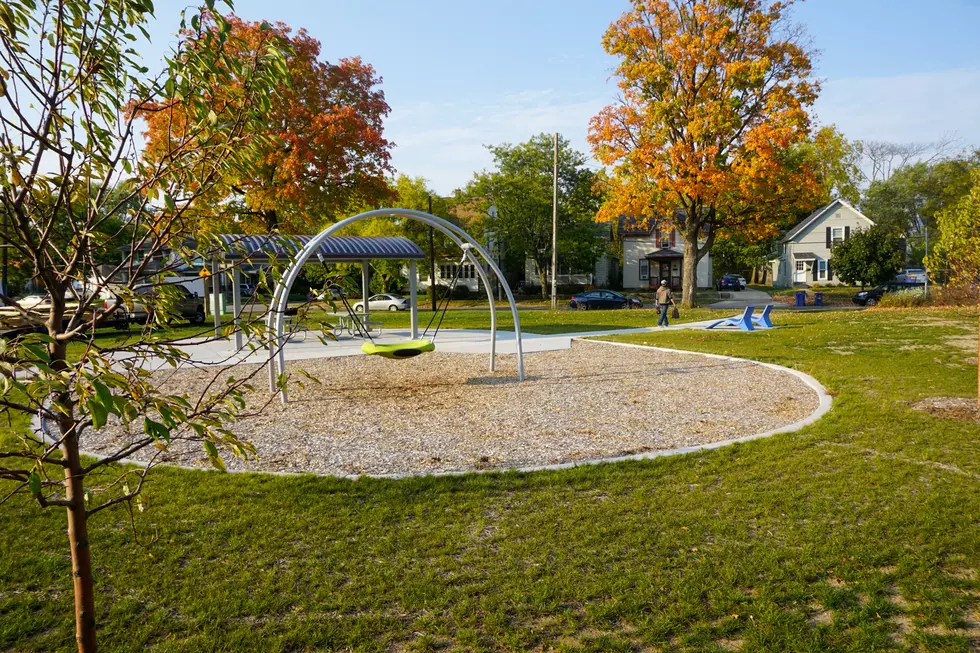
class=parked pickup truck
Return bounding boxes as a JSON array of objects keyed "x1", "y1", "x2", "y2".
[
  {"x1": 119, "y1": 283, "x2": 206, "y2": 325},
  {"x1": 0, "y1": 294, "x2": 127, "y2": 337}
]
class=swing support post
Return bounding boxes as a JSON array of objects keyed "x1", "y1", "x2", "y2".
[{"x1": 409, "y1": 260, "x2": 419, "y2": 339}]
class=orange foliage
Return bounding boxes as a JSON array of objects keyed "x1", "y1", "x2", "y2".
[
  {"x1": 589, "y1": 0, "x2": 821, "y2": 246},
  {"x1": 140, "y1": 16, "x2": 394, "y2": 233}
]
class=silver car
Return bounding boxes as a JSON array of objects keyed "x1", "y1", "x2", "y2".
[{"x1": 353, "y1": 293, "x2": 410, "y2": 312}]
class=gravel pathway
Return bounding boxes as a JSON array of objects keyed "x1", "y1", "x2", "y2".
[{"x1": 87, "y1": 341, "x2": 819, "y2": 477}]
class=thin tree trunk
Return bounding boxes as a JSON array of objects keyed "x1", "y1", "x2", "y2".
[
  {"x1": 681, "y1": 237, "x2": 698, "y2": 308},
  {"x1": 62, "y1": 427, "x2": 97, "y2": 653},
  {"x1": 534, "y1": 259, "x2": 548, "y2": 300}
]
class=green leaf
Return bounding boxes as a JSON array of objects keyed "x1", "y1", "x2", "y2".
[
  {"x1": 87, "y1": 399, "x2": 108, "y2": 430},
  {"x1": 28, "y1": 471, "x2": 41, "y2": 496},
  {"x1": 203, "y1": 440, "x2": 226, "y2": 471},
  {"x1": 207, "y1": 109, "x2": 217, "y2": 124}
]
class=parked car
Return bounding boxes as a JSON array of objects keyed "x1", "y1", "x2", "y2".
[
  {"x1": 353, "y1": 294, "x2": 411, "y2": 312},
  {"x1": 121, "y1": 284, "x2": 206, "y2": 324},
  {"x1": 239, "y1": 283, "x2": 256, "y2": 297},
  {"x1": 895, "y1": 268, "x2": 928, "y2": 284},
  {"x1": 852, "y1": 281, "x2": 925, "y2": 306},
  {"x1": 716, "y1": 275, "x2": 742, "y2": 291},
  {"x1": 568, "y1": 290, "x2": 642, "y2": 310},
  {"x1": 732, "y1": 274, "x2": 748, "y2": 289}
]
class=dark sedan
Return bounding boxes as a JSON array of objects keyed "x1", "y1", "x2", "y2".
[
  {"x1": 716, "y1": 275, "x2": 742, "y2": 291},
  {"x1": 568, "y1": 290, "x2": 642, "y2": 310},
  {"x1": 852, "y1": 282, "x2": 925, "y2": 306}
]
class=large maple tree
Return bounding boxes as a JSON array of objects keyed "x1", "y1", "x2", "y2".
[
  {"x1": 589, "y1": 0, "x2": 821, "y2": 306},
  {"x1": 142, "y1": 16, "x2": 394, "y2": 233}
]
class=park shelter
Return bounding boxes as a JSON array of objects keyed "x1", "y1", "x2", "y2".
[{"x1": 206, "y1": 234, "x2": 426, "y2": 349}]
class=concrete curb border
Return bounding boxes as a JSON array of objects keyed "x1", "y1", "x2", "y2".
[{"x1": 33, "y1": 340, "x2": 833, "y2": 480}]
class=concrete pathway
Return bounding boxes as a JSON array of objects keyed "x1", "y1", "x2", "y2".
[
  {"x1": 117, "y1": 320, "x2": 725, "y2": 373},
  {"x1": 708, "y1": 286, "x2": 774, "y2": 309}
]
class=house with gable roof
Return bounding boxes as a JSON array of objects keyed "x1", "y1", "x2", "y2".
[
  {"x1": 770, "y1": 199, "x2": 875, "y2": 287},
  {"x1": 621, "y1": 216, "x2": 713, "y2": 291}
]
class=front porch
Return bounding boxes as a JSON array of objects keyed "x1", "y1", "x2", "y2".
[{"x1": 644, "y1": 248, "x2": 684, "y2": 292}]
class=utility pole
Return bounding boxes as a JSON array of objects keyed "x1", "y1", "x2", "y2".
[
  {"x1": 428, "y1": 195, "x2": 437, "y2": 312},
  {"x1": 551, "y1": 132, "x2": 558, "y2": 311}
]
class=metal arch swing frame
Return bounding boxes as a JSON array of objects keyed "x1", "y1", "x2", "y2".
[{"x1": 267, "y1": 208, "x2": 525, "y2": 402}]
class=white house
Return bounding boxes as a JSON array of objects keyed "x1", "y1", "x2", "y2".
[
  {"x1": 770, "y1": 199, "x2": 875, "y2": 288},
  {"x1": 523, "y1": 254, "x2": 614, "y2": 288},
  {"x1": 411, "y1": 257, "x2": 483, "y2": 293},
  {"x1": 621, "y1": 218, "x2": 712, "y2": 291}
]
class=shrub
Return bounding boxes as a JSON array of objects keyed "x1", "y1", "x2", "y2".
[
  {"x1": 932, "y1": 283, "x2": 979, "y2": 306},
  {"x1": 877, "y1": 288, "x2": 927, "y2": 308},
  {"x1": 451, "y1": 285, "x2": 471, "y2": 300}
]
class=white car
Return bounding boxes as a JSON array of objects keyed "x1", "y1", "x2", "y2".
[
  {"x1": 732, "y1": 275, "x2": 747, "y2": 289},
  {"x1": 353, "y1": 294, "x2": 411, "y2": 312}
]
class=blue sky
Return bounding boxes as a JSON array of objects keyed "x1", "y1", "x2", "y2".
[{"x1": 146, "y1": 0, "x2": 980, "y2": 194}]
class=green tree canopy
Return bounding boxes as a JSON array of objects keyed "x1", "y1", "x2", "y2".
[
  {"x1": 830, "y1": 226, "x2": 905, "y2": 288},
  {"x1": 464, "y1": 134, "x2": 605, "y2": 299},
  {"x1": 861, "y1": 152, "x2": 979, "y2": 237},
  {"x1": 798, "y1": 125, "x2": 863, "y2": 206}
]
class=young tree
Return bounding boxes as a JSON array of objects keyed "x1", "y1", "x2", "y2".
[
  {"x1": 466, "y1": 134, "x2": 605, "y2": 299},
  {"x1": 830, "y1": 227, "x2": 905, "y2": 289},
  {"x1": 142, "y1": 16, "x2": 394, "y2": 233},
  {"x1": 928, "y1": 169, "x2": 980, "y2": 405},
  {"x1": 0, "y1": 2, "x2": 289, "y2": 651},
  {"x1": 589, "y1": 0, "x2": 821, "y2": 307},
  {"x1": 861, "y1": 152, "x2": 978, "y2": 239},
  {"x1": 800, "y1": 125, "x2": 863, "y2": 206}
]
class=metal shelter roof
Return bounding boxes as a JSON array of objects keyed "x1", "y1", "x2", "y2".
[{"x1": 212, "y1": 234, "x2": 425, "y2": 262}]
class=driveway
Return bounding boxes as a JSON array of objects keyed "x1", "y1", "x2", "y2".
[{"x1": 709, "y1": 286, "x2": 774, "y2": 309}]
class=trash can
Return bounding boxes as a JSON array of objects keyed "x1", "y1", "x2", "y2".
[
  {"x1": 795, "y1": 290, "x2": 806, "y2": 307},
  {"x1": 813, "y1": 292, "x2": 824, "y2": 307}
]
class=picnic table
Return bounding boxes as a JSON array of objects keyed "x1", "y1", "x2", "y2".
[{"x1": 332, "y1": 313, "x2": 382, "y2": 338}]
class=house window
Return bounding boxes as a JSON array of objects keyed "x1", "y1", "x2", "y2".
[
  {"x1": 660, "y1": 230, "x2": 671, "y2": 249},
  {"x1": 796, "y1": 260, "x2": 805, "y2": 272},
  {"x1": 832, "y1": 227, "x2": 844, "y2": 244},
  {"x1": 639, "y1": 259, "x2": 649, "y2": 281},
  {"x1": 818, "y1": 260, "x2": 827, "y2": 280}
]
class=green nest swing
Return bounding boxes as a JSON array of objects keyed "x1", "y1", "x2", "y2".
[
  {"x1": 360, "y1": 339, "x2": 435, "y2": 359},
  {"x1": 331, "y1": 254, "x2": 466, "y2": 361}
]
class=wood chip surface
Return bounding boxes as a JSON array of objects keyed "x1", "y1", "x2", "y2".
[{"x1": 87, "y1": 341, "x2": 819, "y2": 477}]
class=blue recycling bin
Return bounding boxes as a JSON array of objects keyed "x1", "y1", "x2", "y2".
[
  {"x1": 795, "y1": 290, "x2": 806, "y2": 307},
  {"x1": 814, "y1": 292, "x2": 824, "y2": 306}
]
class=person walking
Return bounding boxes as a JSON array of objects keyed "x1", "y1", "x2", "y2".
[{"x1": 656, "y1": 279, "x2": 675, "y2": 327}]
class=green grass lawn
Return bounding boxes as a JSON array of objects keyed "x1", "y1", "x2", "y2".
[{"x1": 2, "y1": 308, "x2": 979, "y2": 652}]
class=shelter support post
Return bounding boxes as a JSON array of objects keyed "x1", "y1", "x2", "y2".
[
  {"x1": 361, "y1": 259, "x2": 370, "y2": 329},
  {"x1": 211, "y1": 257, "x2": 221, "y2": 335},
  {"x1": 232, "y1": 267, "x2": 243, "y2": 350},
  {"x1": 409, "y1": 260, "x2": 418, "y2": 339}
]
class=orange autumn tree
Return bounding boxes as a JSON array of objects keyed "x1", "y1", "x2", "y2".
[
  {"x1": 589, "y1": 0, "x2": 821, "y2": 306},
  {"x1": 142, "y1": 16, "x2": 394, "y2": 233}
]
